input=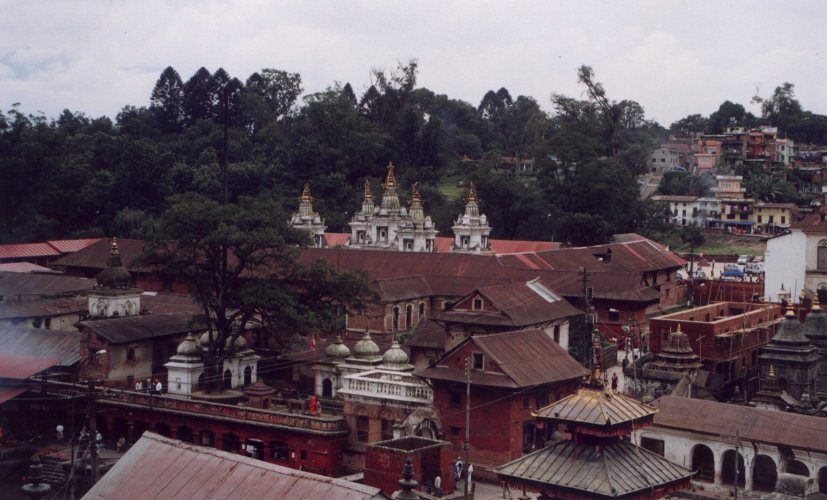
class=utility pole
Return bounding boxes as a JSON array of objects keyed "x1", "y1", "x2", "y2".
[
  {"x1": 464, "y1": 357, "x2": 471, "y2": 500},
  {"x1": 580, "y1": 267, "x2": 594, "y2": 368},
  {"x1": 87, "y1": 379, "x2": 99, "y2": 485}
]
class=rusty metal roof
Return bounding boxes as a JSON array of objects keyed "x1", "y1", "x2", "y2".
[
  {"x1": 417, "y1": 329, "x2": 587, "y2": 388},
  {"x1": 533, "y1": 387, "x2": 657, "y2": 427},
  {"x1": 375, "y1": 275, "x2": 433, "y2": 301},
  {"x1": 82, "y1": 432, "x2": 386, "y2": 500},
  {"x1": 653, "y1": 395, "x2": 827, "y2": 454},
  {"x1": 46, "y1": 238, "x2": 101, "y2": 253},
  {"x1": 0, "y1": 242, "x2": 61, "y2": 260},
  {"x1": 0, "y1": 353, "x2": 59, "y2": 379},
  {"x1": 0, "y1": 326, "x2": 80, "y2": 365},
  {"x1": 139, "y1": 292, "x2": 203, "y2": 314},
  {"x1": 51, "y1": 238, "x2": 148, "y2": 271},
  {"x1": 0, "y1": 271, "x2": 94, "y2": 297},
  {"x1": 77, "y1": 312, "x2": 202, "y2": 344},
  {"x1": 433, "y1": 281, "x2": 581, "y2": 327},
  {"x1": 406, "y1": 319, "x2": 446, "y2": 349},
  {"x1": 496, "y1": 439, "x2": 692, "y2": 497}
]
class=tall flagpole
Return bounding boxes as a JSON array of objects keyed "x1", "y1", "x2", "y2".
[{"x1": 310, "y1": 331, "x2": 319, "y2": 414}]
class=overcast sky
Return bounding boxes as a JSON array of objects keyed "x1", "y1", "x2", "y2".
[{"x1": 2, "y1": 0, "x2": 825, "y2": 126}]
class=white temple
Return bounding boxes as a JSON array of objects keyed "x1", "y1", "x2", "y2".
[
  {"x1": 451, "y1": 182, "x2": 491, "y2": 253},
  {"x1": 289, "y1": 183, "x2": 327, "y2": 248}
]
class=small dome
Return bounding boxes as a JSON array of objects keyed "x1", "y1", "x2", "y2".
[
  {"x1": 224, "y1": 335, "x2": 248, "y2": 351},
  {"x1": 353, "y1": 330, "x2": 380, "y2": 359},
  {"x1": 95, "y1": 238, "x2": 134, "y2": 289},
  {"x1": 325, "y1": 335, "x2": 351, "y2": 359},
  {"x1": 199, "y1": 331, "x2": 217, "y2": 347},
  {"x1": 382, "y1": 339, "x2": 409, "y2": 367},
  {"x1": 176, "y1": 332, "x2": 199, "y2": 356}
]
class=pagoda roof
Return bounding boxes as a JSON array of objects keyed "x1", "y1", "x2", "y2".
[
  {"x1": 496, "y1": 439, "x2": 691, "y2": 498},
  {"x1": 532, "y1": 386, "x2": 657, "y2": 428}
]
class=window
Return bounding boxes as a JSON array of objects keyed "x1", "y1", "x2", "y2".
[
  {"x1": 381, "y1": 416, "x2": 395, "y2": 441},
  {"x1": 392, "y1": 306, "x2": 400, "y2": 331},
  {"x1": 270, "y1": 441, "x2": 289, "y2": 461},
  {"x1": 608, "y1": 309, "x2": 620, "y2": 322},
  {"x1": 641, "y1": 437, "x2": 665, "y2": 456},
  {"x1": 300, "y1": 450, "x2": 307, "y2": 460},
  {"x1": 553, "y1": 325, "x2": 560, "y2": 343},
  {"x1": 127, "y1": 346, "x2": 135, "y2": 362},
  {"x1": 44, "y1": 317, "x2": 51, "y2": 329},
  {"x1": 357, "y1": 415, "x2": 369, "y2": 442},
  {"x1": 419, "y1": 302, "x2": 425, "y2": 320},
  {"x1": 781, "y1": 216, "x2": 786, "y2": 224},
  {"x1": 472, "y1": 352, "x2": 484, "y2": 370},
  {"x1": 450, "y1": 389, "x2": 461, "y2": 408},
  {"x1": 472, "y1": 298, "x2": 483, "y2": 310},
  {"x1": 449, "y1": 426, "x2": 461, "y2": 437},
  {"x1": 818, "y1": 240, "x2": 827, "y2": 270},
  {"x1": 405, "y1": 304, "x2": 413, "y2": 329},
  {"x1": 769, "y1": 215, "x2": 774, "y2": 223},
  {"x1": 757, "y1": 215, "x2": 762, "y2": 223}
]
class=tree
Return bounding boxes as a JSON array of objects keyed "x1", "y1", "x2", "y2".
[
  {"x1": 183, "y1": 67, "x2": 215, "y2": 125},
  {"x1": 143, "y1": 193, "x2": 375, "y2": 393},
  {"x1": 669, "y1": 113, "x2": 708, "y2": 134},
  {"x1": 150, "y1": 66, "x2": 185, "y2": 132}
]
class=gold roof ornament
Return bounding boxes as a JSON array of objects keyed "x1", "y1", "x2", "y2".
[
  {"x1": 299, "y1": 183, "x2": 312, "y2": 203},
  {"x1": 410, "y1": 182, "x2": 422, "y2": 204},
  {"x1": 466, "y1": 182, "x2": 478, "y2": 203},
  {"x1": 768, "y1": 364, "x2": 776, "y2": 378},
  {"x1": 813, "y1": 296, "x2": 822, "y2": 312},
  {"x1": 363, "y1": 179, "x2": 373, "y2": 201},
  {"x1": 110, "y1": 237, "x2": 119, "y2": 256},
  {"x1": 384, "y1": 161, "x2": 398, "y2": 189}
]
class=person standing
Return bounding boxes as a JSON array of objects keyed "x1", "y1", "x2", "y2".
[
  {"x1": 155, "y1": 379, "x2": 163, "y2": 394},
  {"x1": 611, "y1": 373, "x2": 619, "y2": 392},
  {"x1": 146, "y1": 379, "x2": 152, "y2": 395},
  {"x1": 135, "y1": 380, "x2": 143, "y2": 392},
  {"x1": 56, "y1": 424, "x2": 64, "y2": 442},
  {"x1": 434, "y1": 475, "x2": 442, "y2": 497},
  {"x1": 453, "y1": 457, "x2": 463, "y2": 483}
]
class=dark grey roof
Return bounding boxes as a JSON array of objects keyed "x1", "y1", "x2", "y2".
[
  {"x1": 0, "y1": 271, "x2": 94, "y2": 298},
  {"x1": 0, "y1": 295, "x2": 87, "y2": 320},
  {"x1": 0, "y1": 326, "x2": 80, "y2": 365},
  {"x1": 532, "y1": 387, "x2": 657, "y2": 427},
  {"x1": 77, "y1": 312, "x2": 203, "y2": 344},
  {"x1": 496, "y1": 439, "x2": 691, "y2": 498}
]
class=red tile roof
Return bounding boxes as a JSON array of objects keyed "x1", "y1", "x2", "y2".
[
  {"x1": 46, "y1": 239, "x2": 101, "y2": 253},
  {"x1": 0, "y1": 242, "x2": 61, "y2": 260}
]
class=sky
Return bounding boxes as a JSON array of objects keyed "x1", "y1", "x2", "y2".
[{"x1": 2, "y1": 0, "x2": 826, "y2": 127}]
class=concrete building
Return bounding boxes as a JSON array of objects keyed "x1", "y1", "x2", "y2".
[{"x1": 634, "y1": 395, "x2": 827, "y2": 495}]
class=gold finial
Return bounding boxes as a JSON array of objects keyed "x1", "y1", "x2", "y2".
[
  {"x1": 299, "y1": 183, "x2": 312, "y2": 203},
  {"x1": 363, "y1": 179, "x2": 373, "y2": 201},
  {"x1": 768, "y1": 364, "x2": 776, "y2": 378},
  {"x1": 384, "y1": 161, "x2": 397, "y2": 188},
  {"x1": 110, "y1": 237, "x2": 119, "y2": 256},
  {"x1": 785, "y1": 308, "x2": 796, "y2": 318},
  {"x1": 466, "y1": 182, "x2": 478, "y2": 203},
  {"x1": 676, "y1": 323, "x2": 682, "y2": 333},
  {"x1": 410, "y1": 182, "x2": 422, "y2": 204},
  {"x1": 813, "y1": 296, "x2": 821, "y2": 312}
]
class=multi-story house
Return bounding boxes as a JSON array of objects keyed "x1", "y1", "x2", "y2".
[
  {"x1": 751, "y1": 203, "x2": 798, "y2": 235},
  {"x1": 650, "y1": 147, "x2": 683, "y2": 174}
]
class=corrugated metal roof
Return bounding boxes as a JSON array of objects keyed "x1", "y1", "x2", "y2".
[
  {"x1": 0, "y1": 326, "x2": 80, "y2": 365},
  {"x1": 417, "y1": 329, "x2": 587, "y2": 388},
  {"x1": 0, "y1": 295, "x2": 87, "y2": 320},
  {"x1": 0, "y1": 262, "x2": 60, "y2": 273},
  {"x1": 653, "y1": 395, "x2": 827, "y2": 454},
  {"x1": 0, "y1": 271, "x2": 94, "y2": 297},
  {"x1": 496, "y1": 439, "x2": 692, "y2": 497},
  {"x1": 533, "y1": 387, "x2": 657, "y2": 427},
  {"x1": 375, "y1": 275, "x2": 433, "y2": 301},
  {"x1": 406, "y1": 320, "x2": 446, "y2": 349},
  {"x1": 82, "y1": 432, "x2": 386, "y2": 500},
  {"x1": 46, "y1": 239, "x2": 101, "y2": 253},
  {"x1": 0, "y1": 353, "x2": 59, "y2": 379},
  {"x1": 77, "y1": 312, "x2": 202, "y2": 344},
  {"x1": 51, "y1": 238, "x2": 148, "y2": 271},
  {"x1": 0, "y1": 386, "x2": 28, "y2": 405},
  {"x1": 0, "y1": 242, "x2": 61, "y2": 260},
  {"x1": 139, "y1": 292, "x2": 202, "y2": 314}
]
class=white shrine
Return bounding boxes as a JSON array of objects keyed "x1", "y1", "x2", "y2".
[
  {"x1": 451, "y1": 182, "x2": 492, "y2": 253},
  {"x1": 289, "y1": 183, "x2": 327, "y2": 248},
  {"x1": 87, "y1": 238, "x2": 142, "y2": 318}
]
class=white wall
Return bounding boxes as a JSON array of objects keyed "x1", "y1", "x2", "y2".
[{"x1": 765, "y1": 230, "x2": 806, "y2": 301}]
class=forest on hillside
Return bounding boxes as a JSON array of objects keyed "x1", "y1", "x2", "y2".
[{"x1": 2, "y1": 61, "x2": 825, "y2": 246}]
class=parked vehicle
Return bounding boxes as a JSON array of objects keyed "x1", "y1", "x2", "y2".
[
  {"x1": 721, "y1": 263, "x2": 744, "y2": 279},
  {"x1": 737, "y1": 255, "x2": 750, "y2": 265},
  {"x1": 692, "y1": 269, "x2": 707, "y2": 280},
  {"x1": 745, "y1": 262, "x2": 764, "y2": 275}
]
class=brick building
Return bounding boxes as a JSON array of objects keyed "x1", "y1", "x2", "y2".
[{"x1": 415, "y1": 329, "x2": 588, "y2": 473}]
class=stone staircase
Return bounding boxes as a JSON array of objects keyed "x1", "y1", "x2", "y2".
[{"x1": 39, "y1": 453, "x2": 69, "y2": 485}]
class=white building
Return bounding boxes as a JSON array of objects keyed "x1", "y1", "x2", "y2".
[
  {"x1": 634, "y1": 396, "x2": 827, "y2": 495},
  {"x1": 347, "y1": 162, "x2": 437, "y2": 252},
  {"x1": 450, "y1": 182, "x2": 491, "y2": 253},
  {"x1": 764, "y1": 208, "x2": 827, "y2": 301},
  {"x1": 289, "y1": 183, "x2": 327, "y2": 248}
]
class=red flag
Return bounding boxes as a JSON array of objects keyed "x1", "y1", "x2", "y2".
[{"x1": 310, "y1": 335, "x2": 316, "y2": 351}]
